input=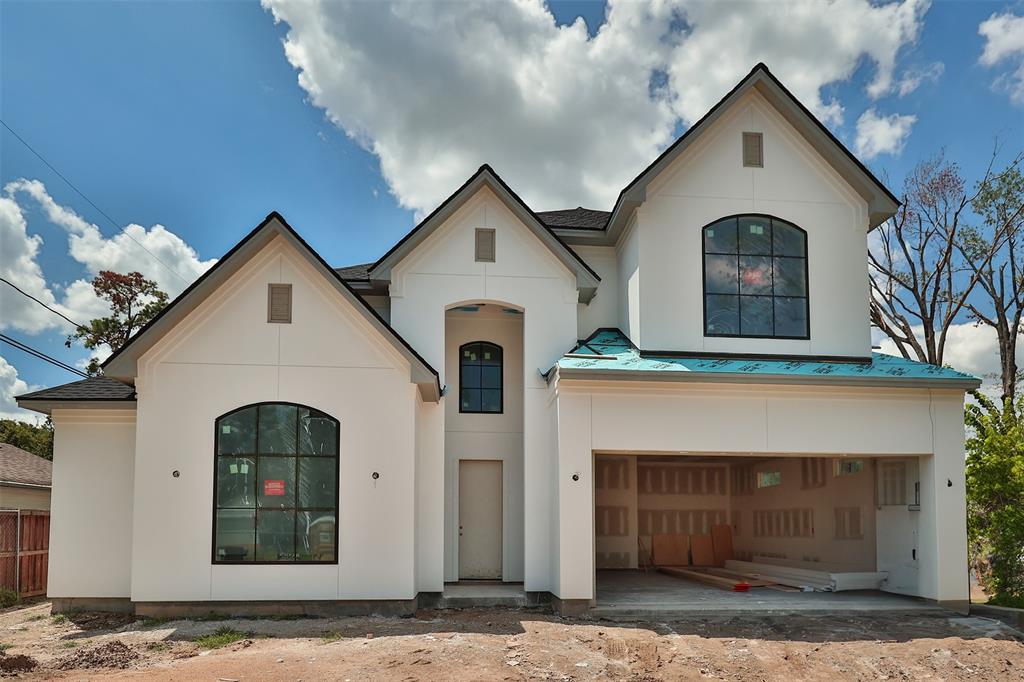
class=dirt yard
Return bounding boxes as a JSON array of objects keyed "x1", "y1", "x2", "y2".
[{"x1": 1, "y1": 600, "x2": 1022, "y2": 680}]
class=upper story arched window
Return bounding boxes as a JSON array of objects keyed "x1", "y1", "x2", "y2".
[
  {"x1": 213, "y1": 403, "x2": 339, "y2": 564},
  {"x1": 460, "y1": 341, "x2": 503, "y2": 413},
  {"x1": 703, "y1": 215, "x2": 808, "y2": 339}
]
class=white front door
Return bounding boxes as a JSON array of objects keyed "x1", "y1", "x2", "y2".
[{"x1": 459, "y1": 460, "x2": 502, "y2": 579}]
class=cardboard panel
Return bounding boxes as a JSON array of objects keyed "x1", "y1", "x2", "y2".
[
  {"x1": 711, "y1": 524, "x2": 734, "y2": 566},
  {"x1": 690, "y1": 534, "x2": 715, "y2": 566},
  {"x1": 652, "y1": 534, "x2": 690, "y2": 567}
]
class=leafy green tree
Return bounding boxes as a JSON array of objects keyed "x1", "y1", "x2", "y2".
[
  {"x1": 966, "y1": 392, "x2": 1024, "y2": 606},
  {"x1": 66, "y1": 271, "x2": 169, "y2": 374},
  {"x1": 0, "y1": 417, "x2": 54, "y2": 460}
]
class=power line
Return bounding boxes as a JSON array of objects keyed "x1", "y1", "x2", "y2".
[
  {"x1": 0, "y1": 333, "x2": 89, "y2": 379},
  {"x1": 0, "y1": 118, "x2": 192, "y2": 286},
  {"x1": 0, "y1": 277, "x2": 83, "y2": 329}
]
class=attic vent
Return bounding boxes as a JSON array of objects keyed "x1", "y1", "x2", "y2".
[
  {"x1": 475, "y1": 228, "x2": 495, "y2": 262},
  {"x1": 742, "y1": 131, "x2": 763, "y2": 167},
  {"x1": 267, "y1": 283, "x2": 292, "y2": 323}
]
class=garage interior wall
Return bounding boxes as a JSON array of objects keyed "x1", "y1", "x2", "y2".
[{"x1": 595, "y1": 454, "x2": 880, "y2": 571}]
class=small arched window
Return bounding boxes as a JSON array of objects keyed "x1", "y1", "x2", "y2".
[
  {"x1": 213, "y1": 403, "x2": 339, "y2": 564},
  {"x1": 703, "y1": 215, "x2": 808, "y2": 338},
  {"x1": 460, "y1": 342, "x2": 503, "y2": 413}
]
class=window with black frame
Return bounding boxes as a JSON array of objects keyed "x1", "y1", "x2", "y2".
[
  {"x1": 703, "y1": 215, "x2": 808, "y2": 338},
  {"x1": 460, "y1": 341, "x2": 502, "y2": 413},
  {"x1": 213, "y1": 403, "x2": 339, "y2": 564}
]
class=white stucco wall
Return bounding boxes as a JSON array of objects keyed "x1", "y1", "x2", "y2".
[
  {"x1": 631, "y1": 90, "x2": 871, "y2": 357},
  {"x1": 48, "y1": 410, "x2": 135, "y2": 599},
  {"x1": 575, "y1": 245, "x2": 618, "y2": 339},
  {"x1": 553, "y1": 380, "x2": 968, "y2": 604},
  {"x1": 388, "y1": 186, "x2": 579, "y2": 592},
  {"x1": 129, "y1": 236, "x2": 425, "y2": 602}
]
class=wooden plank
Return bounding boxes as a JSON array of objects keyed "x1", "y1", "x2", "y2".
[
  {"x1": 703, "y1": 568, "x2": 775, "y2": 587},
  {"x1": 711, "y1": 524, "x2": 733, "y2": 566},
  {"x1": 659, "y1": 566, "x2": 751, "y2": 592},
  {"x1": 651, "y1": 534, "x2": 690, "y2": 567},
  {"x1": 689, "y1": 534, "x2": 715, "y2": 566}
]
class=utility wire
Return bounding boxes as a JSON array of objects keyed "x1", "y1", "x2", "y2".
[
  {"x1": 0, "y1": 333, "x2": 89, "y2": 379},
  {"x1": 0, "y1": 118, "x2": 192, "y2": 286},
  {"x1": 0, "y1": 277, "x2": 83, "y2": 329}
]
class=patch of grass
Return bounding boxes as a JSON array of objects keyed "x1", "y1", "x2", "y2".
[
  {"x1": 26, "y1": 614, "x2": 45, "y2": 622},
  {"x1": 146, "y1": 642, "x2": 171, "y2": 652},
  {"x1": 140, "y1": 617, "x2": 172, "y2": 628},
  {"x1": 50, "y1": 614, "x2": 67, "y2": 624},
  {"x1": 193, "y1": 626, "x2": 247, "y2": 649},
  {"x1": 0, "y1": 588, "x2": 19, "y2": 609},
  {"x1": 0, "y1": 642, "x2": 13, "y2": 653},
  {"x1": 60, "y1": 641, "x2": 78, "y2": 649}
]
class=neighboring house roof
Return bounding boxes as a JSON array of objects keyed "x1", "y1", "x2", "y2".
[
  {"x1": 536, "y1": 207, "x2": 610, "y2": 231},
  {"x1": 367, "y1": 164, "x2": 601, "y2": 303},
  {"x1": 0, "y1": 442, "x2": 52, "y2": 489},
  {"x1": 550, "y1": 329, "x2": 981, "y2": 390},
  {"x1": 77, "y1": 212, "x2": 439, "y2": 403}
]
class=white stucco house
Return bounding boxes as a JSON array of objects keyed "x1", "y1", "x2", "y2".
[{"x1": 17, "y1": 64, "x2": 979, "y2": 616}]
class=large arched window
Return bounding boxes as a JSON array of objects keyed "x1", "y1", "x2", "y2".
[
  {"x1": 213, "y1": 403, "x2": 339, "y2": 564},
  {"x1": 460, "y1": 341, "x2": 503, "y2": 413},
  {"x1": 703, "y1": 215, "x2": 808, "y2": 338}
]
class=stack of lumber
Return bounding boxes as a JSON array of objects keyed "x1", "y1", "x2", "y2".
[{"x1": 723, "y1": 559, "x2": 887, "y2": 592}]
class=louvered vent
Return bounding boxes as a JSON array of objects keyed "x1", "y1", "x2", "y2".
[
  {"x1": 267, "y1": 283, "x2": 292, "y2": 324},
  {"x1": 742, "y1": 131, "x2": 763, "y2": 167},
  {"x1": 475, "y1": 228, "x2": 495, "y2": 262}
]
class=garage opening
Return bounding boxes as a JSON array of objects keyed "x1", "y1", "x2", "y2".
[{"x1": 594, "y1": 453, "x2": 924, "y2": 611}]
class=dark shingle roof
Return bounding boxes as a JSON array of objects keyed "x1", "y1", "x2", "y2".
[
  {"x1": 334, "y1": 263, "x2": 373, "y2": 281},
  {"x1": 536, "y1": 207, "x2": 610, "y2": 231},
  {"x1": 17, "y1": 376, "x2": 136, "y2": 402},
  {"x1": 0, "y1": 443, "x2": 52, "y2": 487}
]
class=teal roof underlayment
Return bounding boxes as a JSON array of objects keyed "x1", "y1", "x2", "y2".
[{"x1": 551, "y1": 329, "x2": 981, "y2": 389}]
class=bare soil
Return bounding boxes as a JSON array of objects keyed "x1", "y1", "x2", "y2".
[{"x1": 1, "y1": 600, "x2": 1022, "y2": 680}]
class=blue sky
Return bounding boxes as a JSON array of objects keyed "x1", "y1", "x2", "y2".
[{"x1": 1, "y1": 0, "x2": 1023, "y2": 418}]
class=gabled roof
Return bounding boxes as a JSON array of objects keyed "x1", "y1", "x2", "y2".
[
  {"x1": 548, "y1": 329, "x2": 980, "y2": 390},
  {"x1": 0, "y1": 442, "x2": 52, "y2": 488},
  {"x1": 556, "y1": 63, "x2": 899, "y2": 246},
  {"x1": 368, "y1": 165, "x2": 601, "y2": 303},
  {"x1": 100, "y1": 212, "x2": 441, "y2": 401}
]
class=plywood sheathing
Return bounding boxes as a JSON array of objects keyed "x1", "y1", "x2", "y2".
[
  {"x1": 651, "y1": 534, "x2": 690, "y2": 567},
  {"x1": 690, "y1": 534, "x2": 715, "y2": 566}
]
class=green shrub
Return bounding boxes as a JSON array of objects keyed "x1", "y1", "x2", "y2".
[{"x1": 0, "y1": 588, "x2": 19, "y2": 609}]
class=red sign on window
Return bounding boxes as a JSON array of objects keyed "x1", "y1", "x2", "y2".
[{"x1": 263, "y1": 479, "x2": 286, "y2": 496}]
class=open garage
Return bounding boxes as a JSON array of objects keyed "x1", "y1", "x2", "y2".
[{"x1": 591, "y1": 452, "x2": 927, "y2": 612}]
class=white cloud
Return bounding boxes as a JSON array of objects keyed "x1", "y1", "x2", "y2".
[
  {"x1": 263, "y1": 0, "x2": 930, "y2": 217},
  {"x1": 896, "y1": 61, "x2": 944, "y2": 96},
  {"x1": 5, "y1": 179, "x2": 214, "y2": 300},
  {"x1": 0, "y1": 354, "x2": 40, "y2": 422},
  {"x1": 979, "y1": 12, "x2": 1024, "y2": 104},
  {"x1": 854, "y1": 108, "x2": 917, "y2": 160},
  {"x1": 1, "y1": 180, "x2": 212, "y2": 392}
]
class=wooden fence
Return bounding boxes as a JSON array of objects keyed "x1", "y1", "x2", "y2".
[{"x1": 0, "y1": 510, "x2": 50, "y2": 598}]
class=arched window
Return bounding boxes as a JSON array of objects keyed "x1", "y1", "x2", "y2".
[
  {"x1": 460, "y1": 342, "x2": 503, "y2": 413},
  {"x1": 213, "y1": 403, "x2": 339, "y2": 564},
  {"x1": 703, "y1": 215, "x2": 808, "y2": 338}
]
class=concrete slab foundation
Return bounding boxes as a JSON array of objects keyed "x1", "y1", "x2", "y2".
[{"x1": 592, "y1": 570, "x2": 948, "y2": 619}]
